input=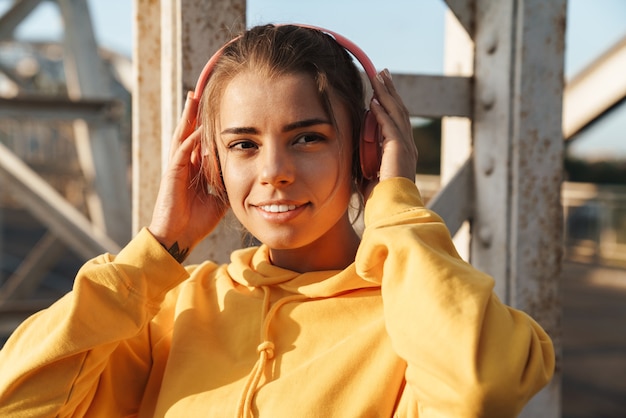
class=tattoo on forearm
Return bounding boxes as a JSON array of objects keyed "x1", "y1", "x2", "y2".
[{"x1": 161, "y1": 241, "x2": 189, "y2": 263}]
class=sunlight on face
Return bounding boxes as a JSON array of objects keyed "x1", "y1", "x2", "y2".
[{"x1": 217, "y1": 71, "x2": 360, "y2": 271}]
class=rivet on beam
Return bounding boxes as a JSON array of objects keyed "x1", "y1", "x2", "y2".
[
  {"x1": 485, "y1": 32, "x2": 499, "y2": 55},
  {"x1": 481, "y1": 88, "x2": 496, "y2": 110},
  {"x1": 478, "y1": 226, "x2": 493, "y2": 248},
  {"x1": 482, "y1": 155, "x2": 495, "y2": 176}
]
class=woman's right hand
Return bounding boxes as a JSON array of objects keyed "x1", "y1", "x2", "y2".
[
  {"x1": 148, "y1": 91, "x2": 228, "y2": 257},
  {"x1": 360, "y1": 69, "x2": 419, "y2": 201}
]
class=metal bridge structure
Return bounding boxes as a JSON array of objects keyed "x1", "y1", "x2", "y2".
[{"x1": 1, "y1": 0, "x2": 626, "y2": 416}]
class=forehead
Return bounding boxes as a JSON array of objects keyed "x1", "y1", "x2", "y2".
[{"x1": 219, "y1": 71, "x2": 328, "y2": 123}]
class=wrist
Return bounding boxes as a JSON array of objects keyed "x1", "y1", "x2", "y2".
[
  {"x1": 147, "y1": 226, "x2": 191, "y2": 264},
  {"x1": 159, "y1": 241, "x2": 190, "y2": 264}
]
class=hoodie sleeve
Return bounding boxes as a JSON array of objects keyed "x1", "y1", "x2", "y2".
[
  {"x1": 0, "y1": 228, "x2": 189, "y2": 418},
  {"x1": 355, "y1": 178, "x2": 555, "y2": 418}
]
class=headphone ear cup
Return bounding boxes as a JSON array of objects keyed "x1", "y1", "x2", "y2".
[{"x1": 359, "y1": 110, "x2": 382, "y2": 180}]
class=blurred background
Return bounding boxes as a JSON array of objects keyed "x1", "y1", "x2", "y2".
[{"x1": 0, "y1": 1, "x2": 624, "y2": 417}]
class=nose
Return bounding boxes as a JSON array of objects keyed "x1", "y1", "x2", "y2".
[{"x1": 259, "y1": 144, "x2": 295, "y2": 187}]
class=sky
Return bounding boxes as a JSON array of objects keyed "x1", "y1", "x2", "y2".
[{"x1": 1, "y1": 0, "x2": 625, "y2": 160}]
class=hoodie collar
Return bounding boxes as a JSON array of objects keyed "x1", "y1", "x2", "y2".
[{"x1": 227, "y1": 244, "x2": 379, "y2": 298}]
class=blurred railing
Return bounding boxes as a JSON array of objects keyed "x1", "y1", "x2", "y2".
[
  {"x1": 563, "y1": 181, "x2": 626, "y2": 267},
  {"x1": 416, "y1": 175, "x2": 626, "y2": 267}
]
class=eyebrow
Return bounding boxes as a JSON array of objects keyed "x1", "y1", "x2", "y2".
[{"x1": 220, "y1": 118, "x2": 332, "y2": 135}]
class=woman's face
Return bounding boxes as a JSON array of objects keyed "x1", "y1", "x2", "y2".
[{"x1": 216, "y1": 70, "x2": 359, "y2": 271}]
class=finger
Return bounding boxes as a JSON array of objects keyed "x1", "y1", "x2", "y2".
[
  {"x1": 379, "y1": 69, "x2": 404, "y2": 104},
  {"x1": 372, "y1": 70, "x2": 411, "y2": 132},
  {"x1": 370, "y1": 98, "x2": 418, "y2": 172},
  {"x1": 369, "y1": 97, "x2": 400, "y2": 145},
  {"x1": 169, "y1": 92, "x2": 198, "y2": 160},
  {"x1": 189, "y1": 129, "x2": 204, "y2": 167},
  {"x1": 171, "y1": 92, "x2": 200, "y2": 156},
  {"x1": 171, "y1": 127, "x2": 202, "y2": 169}
]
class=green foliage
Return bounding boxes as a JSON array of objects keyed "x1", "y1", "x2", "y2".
[{"x1": 564, "y1": 157, "x2": 626, "y2": 185}]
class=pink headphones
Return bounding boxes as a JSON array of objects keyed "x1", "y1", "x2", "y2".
[{"x1": 191, "y1": 24, "x2": 382, "y2": 180}]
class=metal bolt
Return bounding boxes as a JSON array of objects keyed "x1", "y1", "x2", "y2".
[
  {"x1": 482, "y1": 155, "x2": 495, "y2": 176},
  {"x1": 481, "y1": 89, "x2": 496, "y2": 110},
  {"x1": 486, "y1": 32, "x2": 499, "y2": 55},
  {"x1": 478, "y1": 226, "x2": 492, "y2": 247}
]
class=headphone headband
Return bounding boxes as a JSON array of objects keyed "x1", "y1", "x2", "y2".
[{"x1": 192, "y1": 24, "x2": 377, "y2": 101}]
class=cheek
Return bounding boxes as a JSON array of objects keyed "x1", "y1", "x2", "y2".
[
  {"x1": 220, "y1": 158, "x2": 252, "y2": 200},
  {"x1": 311, "y1": 152, "x2": 354, "y2": 200}
]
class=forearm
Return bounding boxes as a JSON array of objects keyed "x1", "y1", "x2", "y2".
[
  {"x1": 356, "y1": 178, "x2": 555, "y2": 416},
  {"x1": 0, "y1": 228, "x2": 188, "y2": 416},
  {"x1": 380, "y1": 245, "x2": 553, "y2": 417},
  {"x1": 0, "y1": 294, "x2": 124, "y2": 416}
]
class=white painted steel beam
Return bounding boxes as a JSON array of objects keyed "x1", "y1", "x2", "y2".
[
  {"x1": 392, "y1": 74, "x2": 472, "y2": 118},
  {"x1": 177, "y1": 0, "x2": 247, "y2": 265},
  {"x1": 441, "y1": 8, "x2": 475, "y2": 261},
  {"x1": 472, "y1": 1, "x2": 565, "y2": 416},
  {"x1": 133, "y1": 0, "x2": 246, "y2": 264},
  {"x1": 132, "y1": 0, "x2": 163, "y2": 235},
  {"x1": 472, "y1": 0, "x2": 517, "y2": 297},
  {"x1": 0, "y1": 97, "x2": 121, "y2": 121},
  {"x1": 562, "y1": 35, "x2": 626, "y2": 140}
]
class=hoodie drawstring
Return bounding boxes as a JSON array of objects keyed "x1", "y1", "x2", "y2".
[{"x1": 235, "y1": 286, "x2": 309, "y2": 418}]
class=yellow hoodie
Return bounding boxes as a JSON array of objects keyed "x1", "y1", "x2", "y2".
[{"x1": 0, "y1": 178, "x2": 554, "y2": 417}]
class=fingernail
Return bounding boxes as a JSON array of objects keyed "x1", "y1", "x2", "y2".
[
  {"x1": 371, "y1": 97, "x2": 381, "y2": 106},
  {"x1": 185, "y1": 91, "x2": 195, "y2": 106},
  {"x1": 376, "y1": 72, "x2": 385, "y2": 85},
  {"x1": 383, "y1": 68, "x2": 392, "y2": 80}
]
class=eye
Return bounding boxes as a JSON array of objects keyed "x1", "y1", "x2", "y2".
[
  {"x1": 229, "y1": 140, "x2": 258, "y2": 151},
  {"x1": 294, "y1": 133, "x2": 325, "y2": 145}
]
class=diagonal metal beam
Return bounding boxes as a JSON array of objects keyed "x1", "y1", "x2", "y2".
[
  {"x1": 427, "y1": 156, "x2": 474, "y2": 236},
  {"x1": 0, "y1": 141, "x2": 121, "y2": 260},
  {"x1": 562, "y1": 35, "x2": 626, "y2": 140},
  {"x1": 0, "y1": 0, "x2": 45, "y2": 40},
  {"x1": 0, "y1": 232, "x2": 66, "y2": 301},
  {"x1": 0, "y1": 60, "x2": 32, "y2": 90},
  {"x1": 443, "y1": 0, "x2": 475, "y2": 40}
]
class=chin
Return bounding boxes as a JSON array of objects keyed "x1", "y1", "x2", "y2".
[
  {"x1": 255, "y1": 233, "x2": 312, "y2": 251},
  {"x1": 259, "y1": 239, "x2": 302, "y2": 251}
]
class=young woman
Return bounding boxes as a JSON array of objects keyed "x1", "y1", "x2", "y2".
[{"x1": 0, "y1": 24, "x2": 554, "y2": 417}]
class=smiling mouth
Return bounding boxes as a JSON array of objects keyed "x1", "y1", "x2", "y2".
[{"x1": 259, "y1": 204, "x2": 299, "y2": 213}]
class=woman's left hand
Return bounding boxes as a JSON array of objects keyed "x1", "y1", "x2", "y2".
[{"x1": 364, "y1": 69, "x2": 419, "y2": 197}]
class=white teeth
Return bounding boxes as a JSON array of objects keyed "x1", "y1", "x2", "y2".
[{"x1": 261, "y1": 204, "x2": 297, "y2": 213}]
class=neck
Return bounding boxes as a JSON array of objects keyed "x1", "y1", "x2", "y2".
[{"x1": 269, "y1": 226, "x2": 360, "y2": 273}]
